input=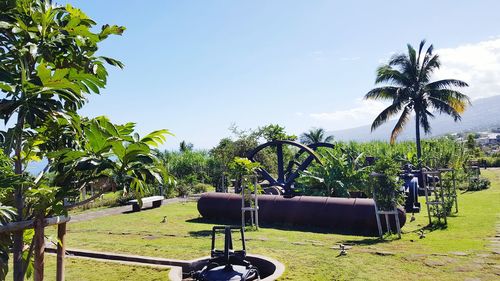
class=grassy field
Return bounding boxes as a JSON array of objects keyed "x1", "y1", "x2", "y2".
[
  {"x1": 5, "y1": 256, "x2": 169, "y2": 281},
  {"x1": 39, "y1": 169, "x2": 500, "y2": 280}
]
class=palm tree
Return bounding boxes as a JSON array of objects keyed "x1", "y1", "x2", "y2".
[
  {"x1": 365, "y1": 40, "x2": 470, "y2": 164},
  {"x1": 300, "y1": 128, "x2": 334, "y2": 145},
  {"x1": 179, "y1": 140, "x2": 194, "y2": 152}
]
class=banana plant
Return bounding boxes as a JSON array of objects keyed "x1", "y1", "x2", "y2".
[{"x1": 50, "y1": 116, "x2": 173, "y2": 208}]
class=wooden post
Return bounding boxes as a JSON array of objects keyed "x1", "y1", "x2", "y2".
[
  {"x1": 56, "y1": 222, "x2": 67, "y2": 281},
  {"x1": 34, "y1": 216, "x2": 45, "y2": 281}
]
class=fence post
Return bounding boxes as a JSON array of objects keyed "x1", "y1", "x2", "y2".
[
  {"x1": 34, "y1": 216, "x2": 45, "y2": 281},
  {"x1": 56, "y1": 222, "x2": 67, "y2": 281}
]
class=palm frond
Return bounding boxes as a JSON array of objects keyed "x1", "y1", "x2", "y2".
[
  {"x1": 427, "y1": 89, "x2": 471, "y2": 113},
  {"x1": 426, "y1": 79, "x2": 469, "y2": 89},
  {"x1": 416, "y1": 39, "x2": 426, "y2": 67},
  {"x1": 419, "y1": 112, "x2": 432, "y2": 134},
  {"x1": 390, "y1": 106, "x2": 411, "y2": 144},
  {"x1": 428, "y1": 97, "x2": 462, "y2": 121},
  {"x1": 420, "y1": 50, "x2": 440, "y2": 82},
  {"x1": 388, "y1": 53, "x2": 416, "y2": 81},
  {"x1": 364, "y1": 86, "x2": 399, "y2": 101},
  {"x1": 371, "y1": 102, "x2": 403, "y2": 132},
  {"x1": 375, "y1": 65, "x2": 410, "y2": 86}
]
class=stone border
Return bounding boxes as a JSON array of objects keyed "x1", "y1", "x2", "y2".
[{"x1": 46, "y1": 248, "x2": 285, "y2": 280}]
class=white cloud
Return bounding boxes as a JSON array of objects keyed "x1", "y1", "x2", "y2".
[
  {"x1": 434, "y1": 38, "x2": 500, "y2": 100},
  {"x1": 308, "y1": 38, "x2": 500, "y2": 131},
  {"x1": 309, "y1": 99, "x2": 387, "y2": 129}
]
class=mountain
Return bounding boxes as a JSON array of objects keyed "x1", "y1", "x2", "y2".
[{"x1": 329, "y1": 95, "x2": 500, "y2": 142}]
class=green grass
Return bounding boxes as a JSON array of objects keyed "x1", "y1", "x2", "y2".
[
  {"x1": 42, "y1": 169, "x2": 500, "y2": 280},
  {"x1": 5, "y1": 256, "x2": 169, "y2": 281}
]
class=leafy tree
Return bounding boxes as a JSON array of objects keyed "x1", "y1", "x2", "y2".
[
  {"x1": 466, "y1": 134, "x2": 476, "y2": 150},
  {"x1": 0, "y1": 1, "x2": 124, "y2": 279},
  {"x1": 257, "y1": 124, "x2": 297, "y2": 142},
  {"x1": 156, "y1": 149, "x2": 208, "y2": 196},
  {"x1": 365, "y1": 40, "x2": 469, "y2": 164},
  {"x1": 300, "y1": 128, "x2": 333, "y2": 144}
]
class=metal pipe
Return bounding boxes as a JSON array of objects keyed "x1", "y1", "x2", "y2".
[{"x1": 198, "y1": 193, "x2": 406, "y2": 236}]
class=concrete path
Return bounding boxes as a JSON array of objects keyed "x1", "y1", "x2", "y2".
[{"x1": 70, "y1": 197, "x2": 194, "y2": 223}]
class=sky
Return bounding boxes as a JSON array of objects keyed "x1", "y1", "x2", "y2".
[{"x1": 49, "y1": 1, "x2": 500, "y2": 150}]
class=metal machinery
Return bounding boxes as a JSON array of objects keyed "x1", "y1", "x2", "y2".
[
  {"x1": 197, "y1": 140, "x2": 407, "y2": 236},
  {"x1": 191, "y1": 226, "x2": 260, "y2": 281},
  {"x1": 247, "y1": 140, "x2": 334, "y2": 197}
]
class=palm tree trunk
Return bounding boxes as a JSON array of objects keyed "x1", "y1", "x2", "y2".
[{"x1": 415, "y1": 112, "x2": 422, "y2": 168}]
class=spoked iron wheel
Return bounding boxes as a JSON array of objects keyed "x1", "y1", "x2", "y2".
[{"x1": 247, "y1": 140, "x2": 334, "y2": 196}]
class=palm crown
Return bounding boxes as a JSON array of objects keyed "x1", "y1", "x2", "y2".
[
  {"x1": 365, "y1": 40, "x2": 470, "y2": 161},
  {"x1": 300, "y1": 128, "x2": 334, "y2": 145}
]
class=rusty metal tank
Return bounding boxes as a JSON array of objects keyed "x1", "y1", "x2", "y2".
[{"x1": 197, "y1": 193, "x2": 406, "y2": 236}]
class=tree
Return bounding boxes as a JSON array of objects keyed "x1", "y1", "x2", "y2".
[
  {"x1": 300, "y1": 128, "x2": 334, "y2": 145},
  {"x1": 365, "y1": 40, "x2": 470, "y2": 164},
  {"x1": 0, "y1": 1, "x2": 124, "y2": 279},
  {"x1": 257, "y1": 124, "x2": 297, "y2": 142},
  {"x1": 179, "y1": 140, "x2": 193, "y2": 152},
  {"x1": 50, "y1": 116, "x2": 172, "y2": 206}
]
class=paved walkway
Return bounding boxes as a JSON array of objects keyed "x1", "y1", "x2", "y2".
[{"x1": 70, "y1": 197, "x2": 194, "y2": 223}]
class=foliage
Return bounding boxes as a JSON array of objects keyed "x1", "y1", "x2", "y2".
[
  {"x1": 256, "y1": 124, "x2": 297, "y2": 142},
  {"x1": 476, "y1": 156, "x2": 500, "y2": 167},
  {"x1": 299, "y1": 127, "x2": 333, "y2": 144},
  {"x1": 228, "y1": 157, "x2": 261, "y2": 179},
  {"x1": 208, "y1": 124, "x2": 296, "y2": 190},
  {"x1": 297, "y1": 145, "x2": 369, "y2": 197},
  {"x1": 0, "y1": 204, "x2": 15, "y2": 279},
  {"x1": 192, "y1": 183, "x2": 214, "y2": 194},
  {"x1": 370, "y1": 156, "x2": 403, "y2": 210},
  {"x1": 50, "y1": 116, "x2": 172, "y2": 201},
  {"x1": 0, "y1": 0, "x2": 125, "y2": 279},
  {"x1": 179, "y1": 140, "x2": 193, "y2": 152},
  {"x1": 468, "y1": 177, "x2": 491, "y2": 191},
  {"x1": 365, "y1": 40, "x2": 469, "y2": 163}
]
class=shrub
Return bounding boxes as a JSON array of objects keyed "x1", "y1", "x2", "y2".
[
  {"x1": 175, "y1": 184, "x2": 192, "y2": 197},
  {"x1": 192, "y1": 183, "x2": 215, "y2": 194},
  {"x1": 370, "y1": 156, "x2": 403, "y2": 210},
  {"x1": 468, "y1": 177, "x2": 491, "y2": 191}
]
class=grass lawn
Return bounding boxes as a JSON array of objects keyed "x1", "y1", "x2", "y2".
[
  {"x1": 5, "y1": 256, "x2": 169, "y2": 281},
  {"x1": 43, "y1": 169, "x2": 500, "y2": 280}
]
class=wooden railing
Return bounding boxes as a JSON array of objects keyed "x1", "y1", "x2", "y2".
[{"x1": 0, "y1": 216, "x2": 70, "y2": 281}]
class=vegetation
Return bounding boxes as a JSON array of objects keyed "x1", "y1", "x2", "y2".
[
  {"x1": 299, "y1": 128, "x2": 333, "y2": 145},
  {"x1": 297, "y1": 145, "x2": 369, "y2": 197},
  {"x1": 0, "y1": 1, "x2": 173, "y2": 280},
  {"x1": 365, "y1": 40, "x2": 470, "y2": 163},
  {"x1": 47, "y1": 169, "x2": 500, "y2": 281},
  {"x1": 0, "y1": 0, "x2": 126, "y2": 279},
  {"x1": 5, "y1": 256, "x2": 169, "y2": 281}
]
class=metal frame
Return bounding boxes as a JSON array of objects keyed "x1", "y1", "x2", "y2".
[
  {"x1": 438, "y1": 168, "x2": 458, "y2": 213},
  {"x1": 422, "y1": 170, "x2": 447, "y2": 225},
  {"x1": 370, "y1": 173, "x2": 401, "y2": 238},
  {"x1": 241, "y1": 175, "x2": 259, "y2": 229}
]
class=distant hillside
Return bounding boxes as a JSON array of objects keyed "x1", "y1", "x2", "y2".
[{"x1": 329, "y1": 95, "x2": 500, "y2": 142}]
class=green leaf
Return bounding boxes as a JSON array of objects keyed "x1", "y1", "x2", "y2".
[
  {"x1": 0, "y1": 82, "x2": 14, "y2": 92},
  {"x1": 99, "y1": 24, "x2": 126, "y2": 39},
  {"x1": 140, "y1": 129, "x2": 172, "y2": 147},
  {"x1": 0, "y1": 21, "x2": 12, "y2": 29}
]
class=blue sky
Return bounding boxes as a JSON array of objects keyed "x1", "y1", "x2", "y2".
[{"x1": 59, "y1": 0, "x2": 500, "y2": 150}]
